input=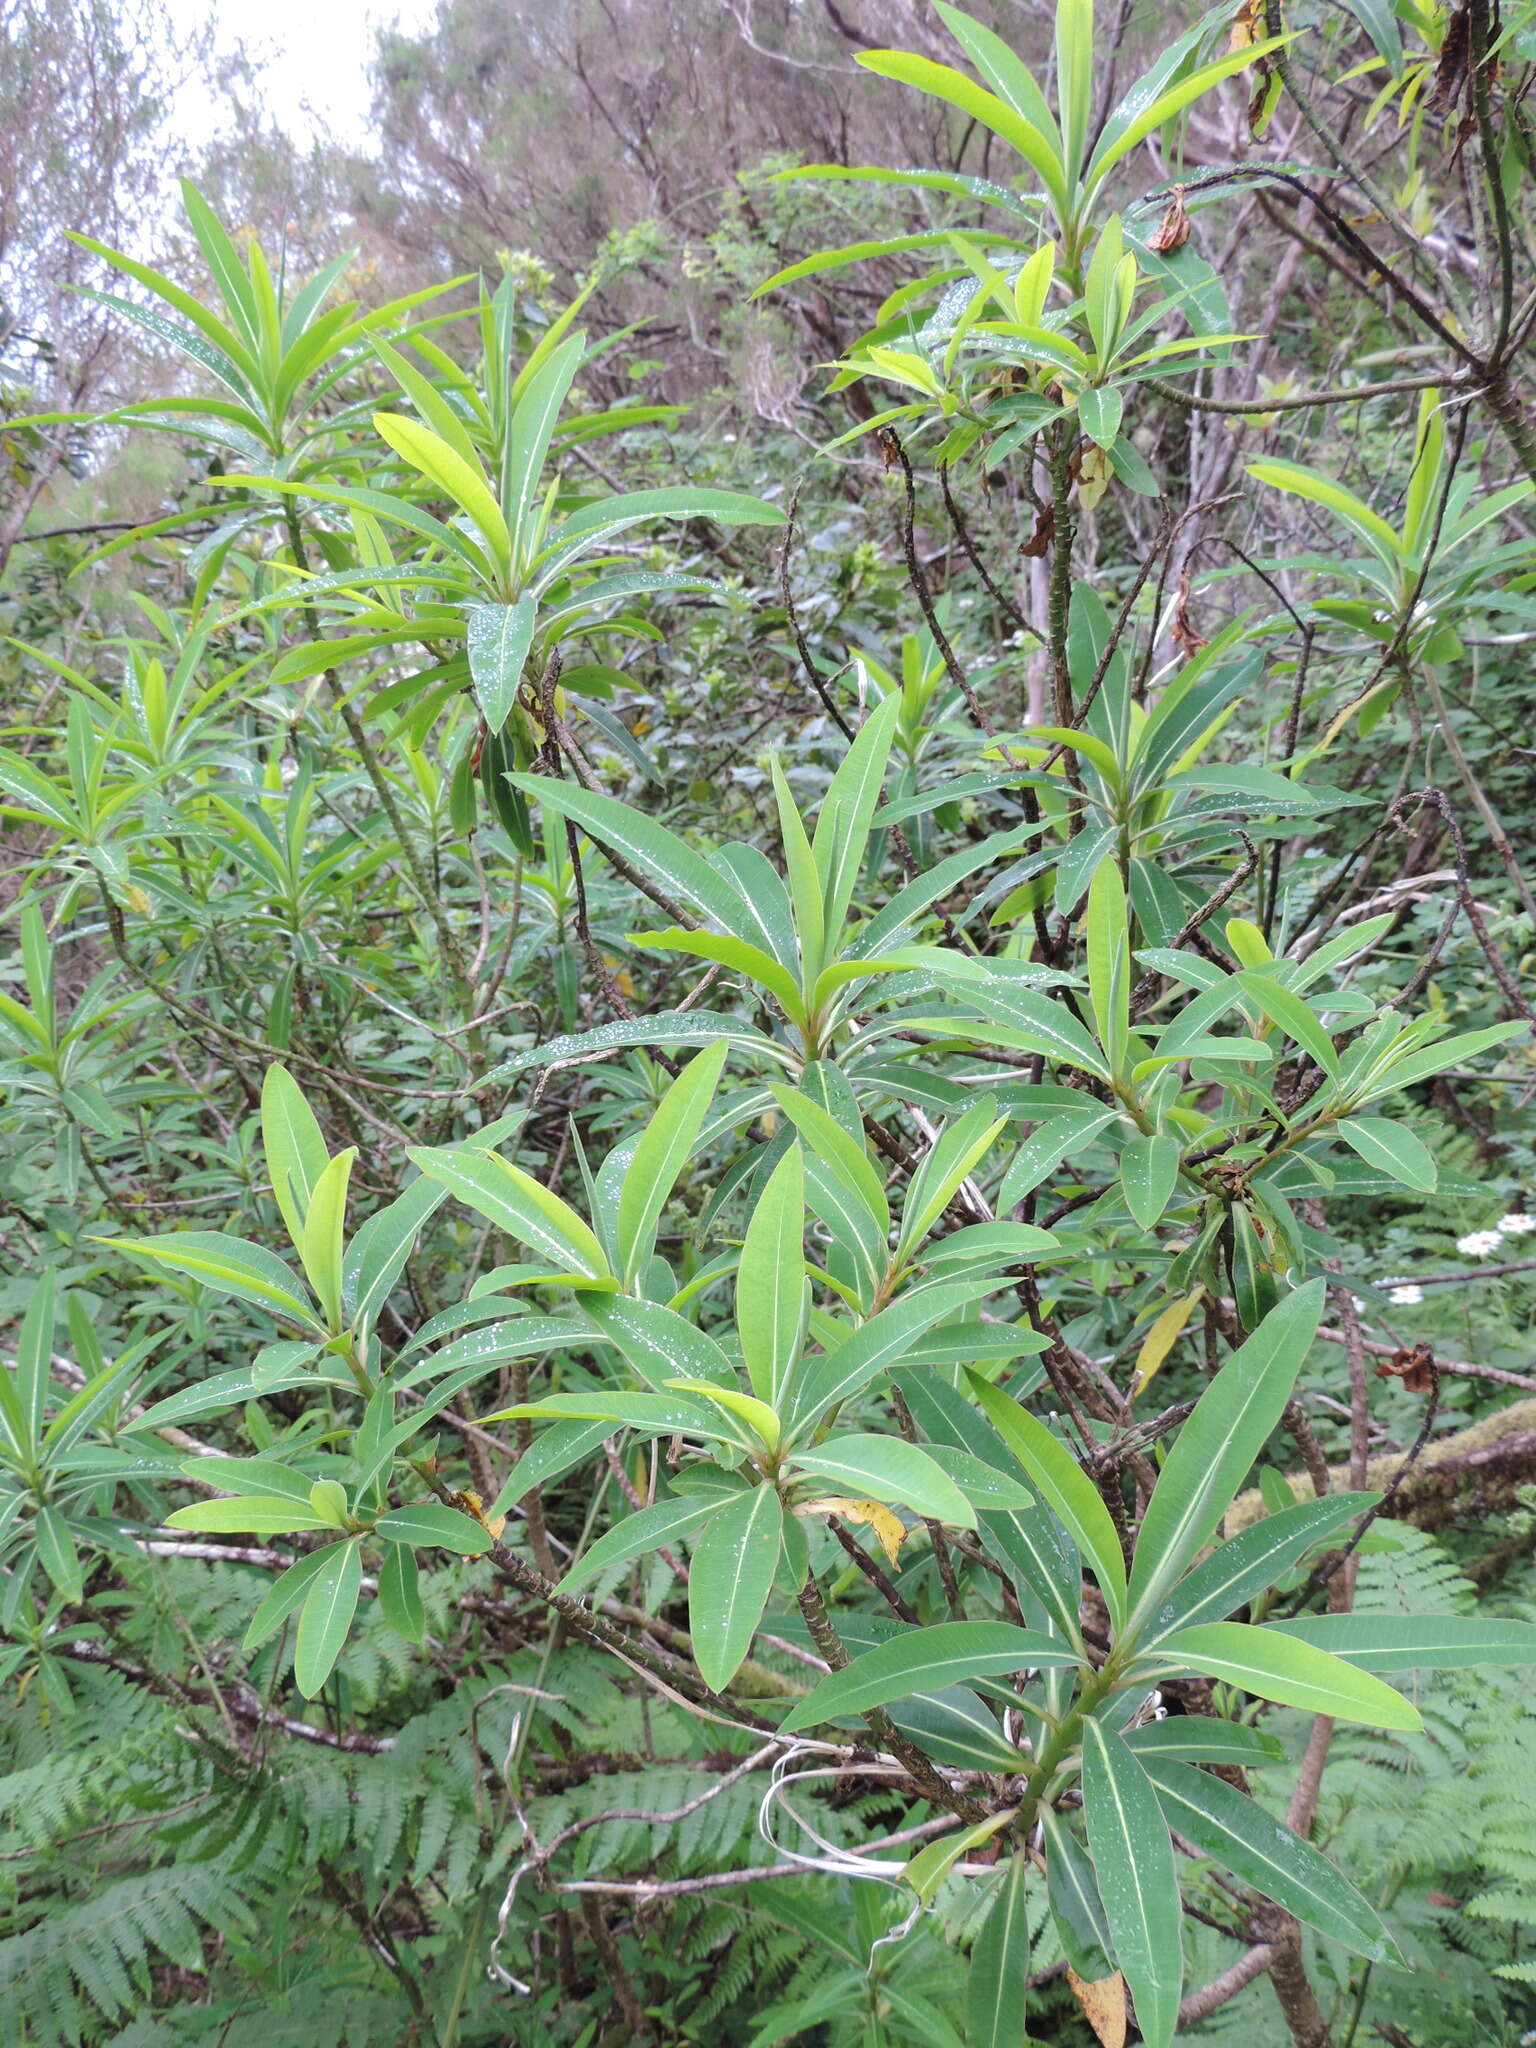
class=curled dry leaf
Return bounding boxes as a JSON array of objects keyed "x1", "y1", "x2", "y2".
[
  {"x1": 801, "y1": 1496, "x2": 908, "y2": 1565},
  {"x1": 1067, "y1": 1966, "x2": 1128, "y2": 2048},
  {"x1": 1148, "y1": 187, "x2": 1192, "y2": 255}
]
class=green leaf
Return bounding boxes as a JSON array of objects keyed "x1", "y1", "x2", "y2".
[
  {"x1": 243, "y1": 1545, "x2": 339, "y2": 1652},
  {"x1": 1266, "y1": 1613, "x2": 1536, "y2": 1672},
  {"x1": 505, "y1": 332, "x2": 583, "y2": 567},
  {"x1": 997, "y1": 1108, "x2": 1117, "y2": 1210},
  {"x1": 788, "y1": 1284, "x2": 987, "y2": 1432},
  {"x1": 1078, "y1": 384, "x2": 1123, "y2": 450},
  {"x1": 1335, "y1": 1116, "x2": 1437, "y2": 1193},
  {"x1": 166, "y1": 1498, "x2": 339, "y2": 1535},
  {"x1": 967, "y1": 1853, "x2": 1033, "y2": 2044},
  {"x1": 298, "y1": 1148, "x2": 355, "y2": 1330},
  {"x1": 373, "y1": 1502, "x2": 491, "y2": 1553},
  {"x1": 1079, "y1": 1718, "x2": 1182, "y2": 2048},
  {"x1": 1123, "y1": 1719, "x2": 1285, "y2": 1769},
  {"x1": 688, "y1": 1486, "x2": 784, "y2": 1690},
  {"x1": 378, "y1": 1543, "x2": 425, "y2": 1644},
  {"x1": 665, "y1": 1378, "x2": 781, "y2": 1450},
  {"x1": 737, "y1": 1145, "x2": 806, "y2": 1407},
  {"x1": 1086, "y1": 859, "x2": 1129, "y2": 1074},
  {"x1": 965, "y1": 1374, "x2": 1126, "y2": 1630},
  {"x1": 97, "y1": 1231, "x2": 320, "y2": 1326},
  {"x1": 793, "y1": 1434, "x2": 977, "y2": 1528},
  {"x1": 1119, "y1": 1134, "x2": 1181, "y2": 1230},
  {"x1": 1126, "y1": 1283, "x2": 1325, "y2": 1627},
  {"x1": 1153, "y1": 1621, "x2": 1421, "y2": 1727},
  {"x1": 1238, "y1": 970, "x2": 1341, "y2": 1084},
  {"x1": 190, "y1": 1457, "x2": 318, "y2": 1505},
  {"x1": 1043, "y1": 1807, "x2": 1113, "y2": 1982},
  {"x1": 467, "y1": 597, "x2": 537, "y2": 733},
  {"x1": 779, "y1": 1622, "x2": 1081, "y2": 1733},
  {"x1": 857, "y1": 51, "x2": 1070, "y2": 216},
  {"x1": 904, "y1": 1812, "x2": 1017, "y2": 1907},
  {"x1": 33, "y1": 1506, "x2": 83, "y2": 1603},
  {"x1": 1146, "y1": 1492, "x2": 1378, "y2": 1640},
  {"x1": 260, "y1": 1065, "x2": 329, "y2": 1260},
  {"x1": 509, "y1": 776, "x2": 759, "y2": 937},
  {"x1": 480, "y1": 1010, "x2": 778, "y2": 1085},
  {"x1": 346, "y1": 1175, "x2": 448, "y2": 1328},
  {"x1": 294, "y1": 1539, "x2": 363, "y2": 1698},
  {"x1": 557, "y1": 1492, "x2": 725, "y2": 1592},
  {"x1": 407, "y1": 1145, "x2": 611, "y2": 1281},
  {"x1": 1246, "y1": 457, "x2": 1402, "y2": 571},
  {"x1": 1146, "y1": 1758, "x2": 1399, "y2": 1962},
  {"x1": 14, "y1": 1269, "x2": 55, "y2": 1453},
  {"x1": 374, "y1": 411, "x2": 511, "y2": 576},
  {"x1": 813, "y1": 691, "x2": 902, "y2": 943},
  {"x1": 618, "y1": 1043, "x2": 729, "y2": 1287}
]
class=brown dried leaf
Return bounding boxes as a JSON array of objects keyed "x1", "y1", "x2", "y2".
[
  {"x1": 1019, "y1": 501, "x2": 1056, "y2": 558},
  {"x1": 1067, "y1": 1967, "x2": 1128, "y2": 2048},
  {"x1": 1149, "y1": 187, "x2": 1192, "y2": 254}
]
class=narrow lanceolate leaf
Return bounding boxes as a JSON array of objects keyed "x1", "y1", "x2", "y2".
[
  {"x1": 372, "y1": 1503, "x2": 490, "y2": 1553},
  {"x1": 1123, "y1": 1720, "x2": 1285, "y2": 1769},
  {"x1": 1266, "y1": 1613, "x2": 1536, "y2": 1672},
  {"x1": 966, "y1": 1375, "x2": 1127, "y2": 1630},
  {"x1": 33, "y1": 1506, "x2": 83, "y2": 1603},
  {"x1": 96, "y1": 1231, "x2": 320, "y2": 1326},
  {"x1": 793, "y1": 1434, "x2": 977, "y2": 1528},
  {"x1": 788, "y1": 1285, "x2": 987, "y2": 1433},
  {"x1": 1144, "y1": 1492, "x2": 1379, "y2": 1642},
  {"x1": 1086, "y1": 859, "x2": 1129, "y2": 1076},
  {"x1": 1126, "y1": 1282, "x2": 1325, "y2": 1627},
  {"x1": 298, "y1": 1147, "x2": 355, "y2": 1330},
  {"x1": 294, "y1": 1539, "x2": 363, "y2": 1698},
  {"x1": 1079, "y1": 1719, "x2": 1182, "y2": 2048},
  {"x1": 737, "y1": 1145, "x2": 806, "y2": 1407},
  {"x1": 1153, "y1": 1622, "x2": 1421, "y2": 1729},
  {"x1": 261, "y1": 1064, "x2": 329, "y2": 1257},
  {"x1": 509, "y1": 774, "x2": 758, "y2": 936},
  {"x1": 1335, "y1": 1116, "x2": 1437, "y2": 1193},
  {"x1": 813, "y1": 689, "x2": 901, "y2": 944},
  {"x1": 467, "y1": 596, "x2": 537, "y2": 733},
  {"x1": 779, "y1": 1623, "x2": 1082, "y2": 1733},
  {"x1": 687, "y1": 1486, "x2": 783, "y2": 1690},
  {"x1": 1118, "y1": 1135, "x2": 1181, "y2": 1231},
  {"x1": 243, "y1": 1545, "x2": 338, "y2": 1652},
  {"x1": 1145, "y1": 1759, "x2": 1400, "y2": 1963},
  {"x1": 557, "y1": 1492, "x2": 725, "y2": 1593},
  {"x1": 1043, "y1": 1808, "x2": 1114, "y2": 1983},
  {"x1": 406, "y1": 1145, "x2": 610, "y2": 1281},
  {"x1": 618, "y1": 1042, "x2": 729, "y2": 1286},
  {"x1": 966, "y1": 1859, "x2": 1040, "y2": 2048}
]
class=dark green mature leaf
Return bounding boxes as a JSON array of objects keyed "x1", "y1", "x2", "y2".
[
  {"x1": 1126, "y1": 1283, "x2": 1325, "y2": 1627},
  {"x1": 779, "y1": 1622, "x2": 1081, "y2": 1732},
  {"x1": 688, "y1": 1486, "x2": 783, "y2": 1689},
  {"x1": 294, "y1": 1540, "x2": 363, "y2": 1697},
  {"x1": 467, "y1": 597, "x2": 537, "y2": 732},
  {"x1": 966, "y1": 1853, "x2": 1033, "y2": 2047},
  {"x1": 1145, "y1": 1492, "x2": 1379, "y2": 1640},
  {"x1": 1146, "y1": 1759, "x2": 1399, "y2": 1961},
  {"x1": 1267, "y1": 1613, "x2": 1536, "y2": 1671},
  {"x1": 1080, "y1": 1717, "x2": 1182, "y2": 2048}
]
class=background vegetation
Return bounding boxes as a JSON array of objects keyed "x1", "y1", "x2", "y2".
[{"x1": 4, "y1": 1, "x2": 1536, "y2": 2042}]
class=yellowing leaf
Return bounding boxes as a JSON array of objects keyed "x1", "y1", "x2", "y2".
[
  {"x1": 1132, "y1": 1289, "x2": 1204, "y2": 1399},
  {"x1": 1067, "y1": 1967, "x2": 1127, "y2": 2048},
  {"x1": 1077, "y1": 442, "x2": 1113, "y2": 511},
  {"x1": 799, "y1": 1496, "x2": 908, "y2": 1565},
  {"x1": 1228, "y1": 0, "x2": 1264, "y2": 54}
]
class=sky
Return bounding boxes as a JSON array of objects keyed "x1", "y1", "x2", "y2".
[{"x1": 161, "y1": 0, "x2": 440, "y2": 155}]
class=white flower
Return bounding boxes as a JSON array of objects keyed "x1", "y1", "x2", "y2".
[
  {"x1": 1497, "y1": 1211, "x2": 1535, "y2": 1237},
  {"x1": 1388, "y1": 1284, "x2": 1424, "y2": 1306},
  {"x1": 1456, "y1": 1230, "x2": 1504, "y2": 1258}
]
